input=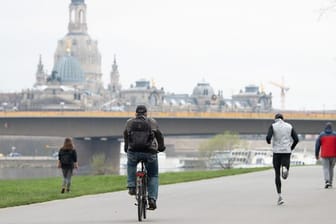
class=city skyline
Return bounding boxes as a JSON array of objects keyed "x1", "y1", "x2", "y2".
[{"x1": 1, "y1": 0, "x2": 336, "y2": 110}]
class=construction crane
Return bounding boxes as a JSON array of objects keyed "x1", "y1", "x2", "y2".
[{"x1": 269, "y1": 77, "x2": 289, "y2": 110}]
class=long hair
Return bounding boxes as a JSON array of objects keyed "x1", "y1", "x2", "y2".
[{"x1": 62, "y1": 138, "x2": 74, "y2": 150}]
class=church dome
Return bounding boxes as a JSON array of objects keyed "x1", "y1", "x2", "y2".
[
  {"x1": 53, "y1": 55, "x2": 85, "y2": 84},
  {"x1": 192, "y1": 81, "x2": 215, "y2": 97}
]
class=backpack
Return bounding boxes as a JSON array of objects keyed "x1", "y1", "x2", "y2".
[
  {"x1": 60, "y1": 150, "x2": 73, "y2": 165},
  {"x1": 128, "y1": 116, "x2": 153, "y2": 150}
]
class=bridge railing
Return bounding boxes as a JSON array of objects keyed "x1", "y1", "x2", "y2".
[{"x1": 1, "y1": 111, "x2": 336, "y2": 120}]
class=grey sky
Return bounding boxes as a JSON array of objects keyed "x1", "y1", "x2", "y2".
[{"x1": 0, "y1": 0, "x2": 335, "y2": 110}]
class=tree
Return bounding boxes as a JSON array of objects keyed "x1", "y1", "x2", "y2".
[
  {"x1": 199, "y1": 131, "x2": 247, "y2": 169},
  {"x1": 91, "y1": 153, "x2": 107, "y2": 175},
  {"x1": 91, "y1": 152, "x2": 118, "y2": 175}
]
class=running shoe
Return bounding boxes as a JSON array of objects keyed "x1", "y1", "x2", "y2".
[
  {"x1": 282, "y1": 166, "x2": 289, "y2": 179},
  {"x1": 277, "y1": 196, "x2": 284, "y2": 205}
]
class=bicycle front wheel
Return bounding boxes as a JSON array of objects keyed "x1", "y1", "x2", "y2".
[{"x1": 142, "y1": 176, "x2": 147, "y2": 219}]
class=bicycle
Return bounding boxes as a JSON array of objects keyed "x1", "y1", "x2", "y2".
[{"x1": 135, "y1": 160, "x2": 148, "y2": 222}]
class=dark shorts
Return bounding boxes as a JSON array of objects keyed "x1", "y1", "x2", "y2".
[{"x1": 273, "y1": 153, "x2": 291, "y2": 170}]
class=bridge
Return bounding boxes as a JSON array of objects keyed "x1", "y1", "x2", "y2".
[
  {"x1": 1, "y1": 111, "x2": 335, "y2": 136},
  {"x1": 0, "y1": 111, "x2": 334, "y2": 167}
]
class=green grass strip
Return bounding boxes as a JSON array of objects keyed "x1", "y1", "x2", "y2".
[{"x1": 0, "y1": 167, "x2": 270, "y2": 208}]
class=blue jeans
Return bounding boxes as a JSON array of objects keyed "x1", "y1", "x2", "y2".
[{"x1": 127, "y1": 151, "x2": 159, "y2": 200}]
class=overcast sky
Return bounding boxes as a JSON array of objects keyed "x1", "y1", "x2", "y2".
[{"x1": 0, "y1": 0, "x2": 336, "y2": 110}]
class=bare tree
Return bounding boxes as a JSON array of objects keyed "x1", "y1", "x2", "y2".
[
  {"x1": 199, "y1": 131, "x2": 247, "y2": 169},
  {"x1": 318, "y1": 0, "x2": 336, "y2": 21}
]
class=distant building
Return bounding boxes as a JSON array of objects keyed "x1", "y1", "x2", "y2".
[
  {"x1": 0, "y1": 0, "x2": 273, "y2": 112},
  {"x1": 52, "y1": 0, "x2": 103, "y2": 94},
  {"x1": 231, "y1": 84, "x2": 272, "y2": 111},
  {"x1": 115, "y1": 79, "x2": 165, "y2": 112},
  {"x1": 21, "y1": 0, "x2": 107, "y2": 111}
]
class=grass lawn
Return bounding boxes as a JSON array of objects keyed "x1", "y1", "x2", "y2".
[{"x1": 0, "y1": 167, "x2": 270, "y2": 208}]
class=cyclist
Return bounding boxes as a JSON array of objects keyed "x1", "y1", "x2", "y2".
[
  {"x1": 266, "y1": 113, "x2": 299, "y2": 205},
  {"x1": 123, "y1": 105, "x2": 165, "y2": 210}
]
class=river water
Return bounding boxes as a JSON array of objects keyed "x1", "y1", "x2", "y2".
[{"x1": 0, "y1": 167, "x2": 60, "y2": 180}]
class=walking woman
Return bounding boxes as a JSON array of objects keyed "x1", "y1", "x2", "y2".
[{"x1": 57, "y1": 138, "x2": 78, "y2": 193}]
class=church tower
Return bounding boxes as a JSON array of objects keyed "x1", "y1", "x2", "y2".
[
  {"x1": 68, "y1": 0, "x2": 88, "y2": 34},
  {"x1": 34, "y1": 55, "x2": 47, "y2": 86},
  {"x1": 109, "y1": 55, "x2": 122, "y2": 95},
  {"x1": 53, "y1": 0, "x2": 103, "y2": 93}
]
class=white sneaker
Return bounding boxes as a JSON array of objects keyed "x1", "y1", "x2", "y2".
[
  {"x1": 277, "y1": 196, "x2": 284, "y2": 205},
  {"x1": 282, "y1": 166, "x2": 288, "y2": 179}
]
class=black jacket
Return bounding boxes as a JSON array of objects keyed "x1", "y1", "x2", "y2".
[
  {"x1": 58, "y1": 148, "x2": 77, "y2": 169},
  {"x1": 123, "y1": 116, "x2": 165, "y2": 153}
]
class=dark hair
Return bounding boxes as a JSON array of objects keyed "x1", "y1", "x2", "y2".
[
  {"x1": 62, "y1": 138, "x2": 74, "y2": 150},
  {"x1": 275, "y1": 113, "x2": 284, "y2": 120},
  {"x1": 136, "y1": 105, "x2": 147, "y2": 114}
]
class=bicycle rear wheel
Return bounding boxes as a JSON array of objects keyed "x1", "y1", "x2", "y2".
[{"x1": 137, "y1": 175, "x2": 146, "y2": 221}]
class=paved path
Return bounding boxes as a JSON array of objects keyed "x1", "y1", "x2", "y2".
[{"x1": 0, "y1": 166, "x2": 335, "y2": 224}]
